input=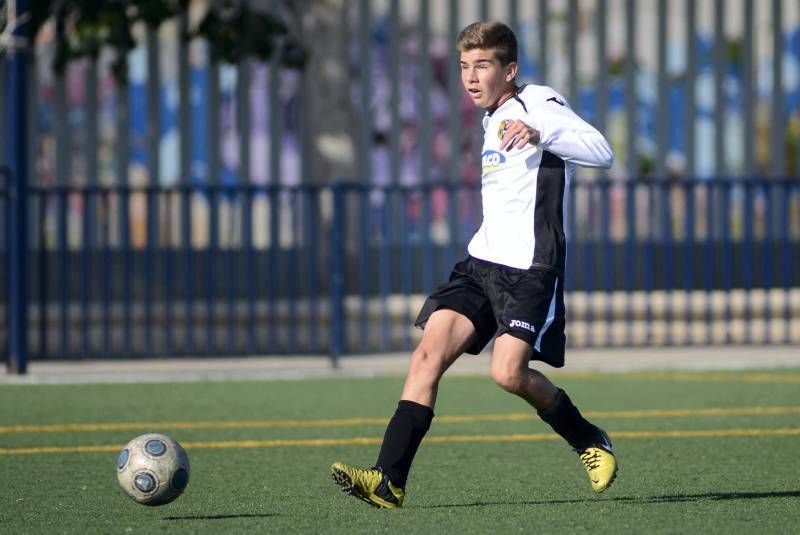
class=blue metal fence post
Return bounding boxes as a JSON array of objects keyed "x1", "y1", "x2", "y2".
[
  {"x1": 4, "y1": 0, "x2": 30, "y2": 374},
  {"x1": 329, "y1": 183, "x2": 346, "y2": 366}
]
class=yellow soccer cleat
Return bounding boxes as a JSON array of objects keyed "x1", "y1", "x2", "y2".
[
  {"x1": 577, "y1": 430, "x2": 618, "y2": 493},
  {"x1": 330, "y1": 462, "x2": 405, "y2": 509}
]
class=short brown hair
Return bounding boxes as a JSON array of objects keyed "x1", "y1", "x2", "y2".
[{"x1": 456, "y1": 21, "x2": 518, "y2": 66}]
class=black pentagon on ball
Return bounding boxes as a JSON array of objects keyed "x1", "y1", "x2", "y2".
[
  {"x1": 171, "y1": 467, "x2": 189, "y2": 490},
  {"x1": 144, "y1": 439, "x2": 167, "y2": 456},
  {"x1": 117, "y1": 448, "x2": 130, "y2": 470},
  {"x1": 134, "y1": 472, "x2": 157, "y2": 493}
]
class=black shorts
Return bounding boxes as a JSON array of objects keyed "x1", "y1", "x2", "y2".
[{"x1": 414, "y1": 256, "x2": 566, "y2": 367}]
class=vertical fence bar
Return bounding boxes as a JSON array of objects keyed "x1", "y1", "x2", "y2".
[
  {"x1": 80, "y1": 178, "x2": 91, "y2": 356},
  {"x1": 226, "y1": 167, "x2": 237, "y2": 350},
  {"x1": 101, "y1": 188, "x2": 111, "y2": 355},
  {"x1": 55, "y1": 73, "x2": 70, "y2": 356},
  {"x1": 583, "y1": 185, "x2": 594, "y2": 346},
  {"x1": 379, "y1": 187, "x2": 390, "y2": 351},
  {"x1": 287, "y1": 190, "x2": 298, "y2": 351},
  {"x1": 145, "y1": 26, "x2": 160, "y2": 355},
  {"x1": 685, "y1": 0, "x2": 696, "y2": 178},
  {"x1": 359, "y1": 189, "x2": 369, "y2": 348},
  {"x1": 780, "y1": 181, "x2": 791, "y2": 342},
  {"x1": 268, "y1": 26, "x2": 282, "y2": 352},
  {"x1": 305, "y1": 188, "x2": 320, "y2": 353},
  {"x1": 117, "y1": 76, "x2": 132, "y2": 356},
  {"x1": 420, "y1": 0, "x2": 433, "y2": 293},
  {"x1": 163, "y1": 189, "x2": 174, "y2": 353},
  {"x1": 268, "y1": 186, "x2": 279, "y2": 350},
  {"x1": 401, "y1": 188, "x2": 412, "y2": 350},
  {"x1": 206, "y1": 58, "x2": 220, "y2": 355},
  {"x1": 655, "y1": 0, "x2": 667, "y2": 179},
  {"x1": 4, "y1": 0, "x2": 30, "y2": 371},
  {"x1": 597, "y1": 2, "x2": 611, "y2": 344},
  {"x1": 683, "y1": 181, "x2": 694, "y2": 344},
  {"x1": 0, "y1": 53, "x2": 5, "y2": 165},
  {"x1": 625, "y1": 0, "x2": 637, "y2": 178},
  {"x1": 29, "y1": 53, "x2": 41, "y2": 358},
  {"x1": 661, "y1": 180, "x2": 673, "y2": 344},
  {"x1": 721, "y1": 181, "x2": 732, "y2": 343},
  {"x1": 0, "y1": 167, "x2": 5, "y2": 361},
  {"x1": 389, "y1": 0, "x2": 400, "y2": 189},
  {"x1": 225, "y1": 102, "x2": 242, "y2": 354},
  {"x1": 762, "y1": 183, "x2": 773, "y2": 342},
  {"x1": 238, "y1": 59, "x2": 256, "y2": 354},
  {"x1": 388, "y1": 0, "x2": 401, "y2": 350},
  {"x1": 743, "y1": 180, "x2": 753, "y2": 343},
  {"x1": 330, "y1": 183, "x2": 345, "y2": 364},
  {"x1": 703, "y1": 184, "x2": 713, "y2": 343},
  {"x1": 446, "y1": 0, "x2": 460, "y2": 275},
  {"x1": 624, "y1": 180, "x2": 635, "y2": 345},
  {"x1": 82, "y1": 59, "x2": 99, "y2": 356},
  {"x1": 36, "y1": 190, "x2": 47, "y2": 358},
  {"x1": 538, "y1": 0, "x2": 548, "y2": 84},
  {"x1": 358, "y1": 0, "x2": 372, "y2": 186},
  {"x1": 643, "y1": 186, "x2": 653, "y2": 345},
  {"x1": 771, "y1": 0, "x2": 784, "y2": 178},
  {"x1": 742, "y1": 0, "x2": 755, "y2": 177},
  {"x1": 713, "y1": 0, "x2": 725, "y2": 178},
  {"x1": 567, "y1": 0, "x2": 578, "y2": 109},
  {"x1": 601, "y1": 180, "x2": 613, "y2": 345},
  {"x1": 477, "y1": 0, "x2": 489, "y2": 140},
  {"x1": 509, "y1": 0, "x2": 519, "y2": 35},
  {"x1": 178, "y1": 11, "x2": 193, "y2": 355},
  {"x1": 567, "y1": 182, "x2": 577, "y2": 342},
  {"x1": 596, "y1": 0, "x2": 607, "y2": 134}
]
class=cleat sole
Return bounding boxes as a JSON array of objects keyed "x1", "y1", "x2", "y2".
[{"x1": 330, "y1": 466, "x2": 382, "y2": 508}]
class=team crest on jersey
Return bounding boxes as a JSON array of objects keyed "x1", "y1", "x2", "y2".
[
  {"x1": 481, "y1": 150, "x2": 506, "y2": 173},
  {"x1": 497, "y1": 120, "x2": 511, "y2": 140}
]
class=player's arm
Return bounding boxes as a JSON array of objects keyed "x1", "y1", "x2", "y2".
[{"x1": 528, "y1": 94, "x2": 614, "y2": 169}]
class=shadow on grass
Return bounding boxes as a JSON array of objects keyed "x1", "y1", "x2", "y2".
[
  {"x1": 164, "y1": 513, "x2": 279, "y2": 521},
  {"x1": 420, "y1": 490, "x2": 800, "y2": 509}
]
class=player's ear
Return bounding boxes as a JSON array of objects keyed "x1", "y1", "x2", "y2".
[{"x1": 504, "y1": 61, "x2": 518, "y2": 82}]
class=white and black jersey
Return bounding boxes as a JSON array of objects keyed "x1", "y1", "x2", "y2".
[{"x1": 467, "y1": 84, "x2": 614, "y2": 273}]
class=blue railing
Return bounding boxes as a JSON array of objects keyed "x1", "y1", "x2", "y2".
[{"x1": 1, "y1": 178, "x2": 799, "y2": 362}]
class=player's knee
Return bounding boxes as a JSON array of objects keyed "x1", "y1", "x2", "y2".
[
  {"x1": 408, "y1": 346, "x2": 447, "y2": 380},
  {"x1": 490, "y1": 364, "x2": 526, "y2": 395}
]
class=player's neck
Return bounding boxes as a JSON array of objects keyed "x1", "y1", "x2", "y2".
[{"x1": 487, "y1": 85, "x2": 520, "y2": 114}]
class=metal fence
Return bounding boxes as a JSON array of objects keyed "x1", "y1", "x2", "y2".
[
  {"x1": 3, "y1": 1, "x2": 800, "y2": 364},
  {"x1": 1, "y1": 178, "x2": 798, "y2": 361}
]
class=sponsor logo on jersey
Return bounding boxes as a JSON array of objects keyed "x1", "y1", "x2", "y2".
[
  {"x1": 481, "y1": 150, "x2": 506, "y2": 174},
  {"x1": 509, "y1": 319, "x2": 536, "y2": 333}
]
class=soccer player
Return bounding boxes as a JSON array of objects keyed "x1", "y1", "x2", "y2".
[{"x1": 331, "y1": 21, "x2": 617, "y2": 508}]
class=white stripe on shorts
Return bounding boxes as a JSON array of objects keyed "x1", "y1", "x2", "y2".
[{"x1": 534, "y1": 277, "x2": 559, "y2": 353}]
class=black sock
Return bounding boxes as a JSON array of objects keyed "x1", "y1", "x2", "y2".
[
  {"x1": 537, "y1": 389, "x2": 599, "y2": 450},
  {"x1": 375, "y1": 400, "x2": 434, "y2": 488}
]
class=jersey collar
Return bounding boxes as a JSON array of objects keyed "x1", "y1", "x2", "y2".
[{"x1": 483, "y1": 84, "x2": 528, "y2": 130}]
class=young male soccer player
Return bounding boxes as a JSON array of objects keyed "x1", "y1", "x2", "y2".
[{"x1": 330, "y1": 21, "x2": 617, "y2": 508}]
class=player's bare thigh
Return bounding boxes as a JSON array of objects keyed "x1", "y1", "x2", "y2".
[{"x1": 400, "y1": 309, "x2": 476, "y2": 406}]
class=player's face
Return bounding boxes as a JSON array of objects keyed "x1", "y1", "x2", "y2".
[{"x1": 459, "y1": 48, "x2": 517, "y2": 109}]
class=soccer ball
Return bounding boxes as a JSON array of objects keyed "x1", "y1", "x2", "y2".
[{"x1": 116, "y1": 433, "x2": 190, "y2": 506}]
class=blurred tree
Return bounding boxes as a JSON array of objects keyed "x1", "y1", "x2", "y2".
[
  {"x1": 286, "y1": 0, "x2": 357, "y2": 183},
  {"x1": 5, "y1": 0, "x2": 306, "y2": 82}
]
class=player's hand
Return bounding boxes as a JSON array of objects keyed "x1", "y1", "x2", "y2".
[{"x1": 499, "y1": 119, "x2": 541, "y2": 151}]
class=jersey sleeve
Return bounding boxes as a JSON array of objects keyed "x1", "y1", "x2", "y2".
[{"x1": 526, "y1": 89, "x2": 614, "y2": 169}]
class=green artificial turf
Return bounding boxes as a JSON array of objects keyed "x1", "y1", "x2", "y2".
[{"x1": 2, "y1": 368, "x2": 799, "y2": 533}]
